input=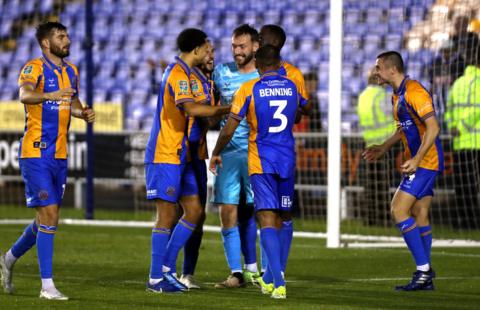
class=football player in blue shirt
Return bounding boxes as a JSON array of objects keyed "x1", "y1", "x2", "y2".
[{"x1": 210, "y1": 45, "x2": 311, "y2": 299}]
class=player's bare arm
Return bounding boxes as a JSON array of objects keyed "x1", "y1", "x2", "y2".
[
  {"x1": 183, "y1": 101, "x2": 231, "y2": 117},
  {"x1": 400, "y1": 115, "x2": 439, "y2": 174},
  {"x1": 19, "y1": 84, "x2": 76, "y2": 105},
  {"x1": 71, "y1": 97, "x2": 95, "y2": 123},
  {"x1": 209, "y1": 116, "x2": 241, "y2": 175}
]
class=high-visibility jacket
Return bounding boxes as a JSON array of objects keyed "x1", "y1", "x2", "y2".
[
  {"x1": 357, "y1": 85, "x2": 396, "y2": 146},
  {"x1": 445, "y1": 65, "x2": 480, "y2": 150}
]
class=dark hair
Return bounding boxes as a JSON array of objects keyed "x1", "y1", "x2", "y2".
[
  {"x1": 232, "y1": 24, "x2": 259, "y2": 42},
  {"x1": 176, "y1": 28, "x2": 208, "y2": 53},
  {"x1": 255, "y1": 44, "x2": 281, "y2": 68},
  {"x1": 260, "y1": 24, "x2": 286, "y2": 49},
  {"x1": 35, "y1": 21, "x2": 67, "y2": 46},
  {"x1": 465, "y1": 35, "x2": 480, "y2": 66},
  {"x1": 376, "y1": 51, "x2": 404, "y2": 73}
]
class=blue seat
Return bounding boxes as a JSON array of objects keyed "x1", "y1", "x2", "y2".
[
  {"x1": 344, "y1": 8, "x2": 361, "y2": 25},
  {"x1": 365, "y1": 8, "x2": 384, "y2": 25},
  {"x1": 363, "y1": 34, "x2": 382, "y2": 54}
]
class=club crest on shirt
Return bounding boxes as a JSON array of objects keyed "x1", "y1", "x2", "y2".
[
  {"x1": 23, "y1": 65, "x2": 33, "y2": 74},
  {"x1": 179, "y1": 80, "x2": 189, "y2": 93},
  {"x1": 190, "y1": 79, "x2": 199, "y2": 93}
]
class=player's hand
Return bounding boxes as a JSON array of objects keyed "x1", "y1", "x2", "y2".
[
  {"x1": 46, "y1": 88, "x2": 76, "y2": 102},
  {"x1": 82, "y1": 107, "x2": 95, "y2": 123},
  {"x1": 401, "y1": 157, "x2": 420, "y2": 175},
  {"x1": 362, "y1": 144, "x2": 386, "y2": 162},
  {"x1": 209, "y1": 155, "x2": 222, "y2": 176}
]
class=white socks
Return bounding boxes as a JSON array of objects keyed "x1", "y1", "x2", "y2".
[
  {"x1": 5, "y1": 250, "x2": 17, "y2": 269},
  {"x1": 41, "y1": 278, "x2": 55, "y2": 290},
  {"x1": 245, "y1": 263, "x2": 258, "y2": 273},
  {"x1": 417, "y1": 263, "x2": 430, "y2": 272}
]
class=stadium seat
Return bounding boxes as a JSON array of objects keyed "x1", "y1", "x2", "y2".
[{"x1": 363, "y1": 34, "x2": 382, "y2": 54}]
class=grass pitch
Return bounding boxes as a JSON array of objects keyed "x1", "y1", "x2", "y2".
[{"x1": 1, "y1": 222, "x2": 480, "y2": 309}]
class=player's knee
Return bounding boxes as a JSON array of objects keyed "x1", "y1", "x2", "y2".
[
  {"x1": 37, "y1": 205, "x2": 59, "y2": 226},
  {"x1": 256, "y1": 210, "x2": 277, "y2": 228},
  {"x1": 220, "y1": 205, "x2": 237, "y2": 228},
  {"x1": 183, "y1": 205, "x2": 204, "y2": 224}
]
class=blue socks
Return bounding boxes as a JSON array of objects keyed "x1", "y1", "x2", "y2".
[
  {"x1": 260, "y1": 227, "x2": 285, "y2": 288},
  {"x1": 164, "y1": 218, "x2": 196, "y2": 272},
  {"x1": 221, "y1": 226, "x2": 242, "y2": 273},
  {"x1": 149, "y1": 227, "x2": 171, "y2": 280},
  {"x1": 419, "y1": 225, "x2": 433, "y2": 263},
  {"x1": 239, "y1": 216, "x2": 257, "y2": 265},
  {"x1": 261, "y1": 221, "x2": 293, "y2": 273},
  {"x1": 182, "y1": 227, "x2": 203, "y2": 275},
  {"x1": 396, "y1": 217, "x2": 429, "y2": 268},
  {"x1": 36, "y1": 225, "x2": 56, "y2": 279},
  {"x1": 11, "y1": 220, "x2": 38, "y2": 258},
  {"x1": 279, "y1": 220, "x2": 293, "y2": 273}
]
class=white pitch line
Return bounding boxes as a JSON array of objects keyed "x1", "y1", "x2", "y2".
[{"x1": 1, "y1": 218, "x2": 480, "y2": 247}]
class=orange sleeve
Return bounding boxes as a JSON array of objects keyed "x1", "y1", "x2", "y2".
[
  {"x1": 18, "y1": 61, "x2": 42, "y2": 88},
  {"x1": 230, "y1": 83, "x2": 250, "y2": 120},
  {"x1": 190, "y1": 74, "x2": 208, "y2": 103},
  {"x1": 405, "y1": 82, "x2": 434, "y2": 120},
  {"x1": 290, "y1": 67, "x2": 309, "y2": 102},
  {"x1": 170, "y1": 70, "x2": 195, "y2": 106}
]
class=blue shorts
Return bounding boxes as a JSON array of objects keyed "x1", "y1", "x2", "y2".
[
  {"x1": 145, "y1": 162, "x2": 198, "y2": 203},
  {"x1": 211, "y1": 152, "x2": 253, "y2": 205},
  {"x1": 398, "y1": 167, "x2": 438, "y2": 199},
  {"x1": 250, "y1": 173, "x2": 294, "y2": 212},
  {"x1": 19, "y1": 158, "x2": 68, "y2": 208}
]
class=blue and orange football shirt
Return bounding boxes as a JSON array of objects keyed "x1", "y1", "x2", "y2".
[
  {"x1": 393, "y1": 77, "x2": 444, "y2": 171},
  {"x1": 278, "y1": 60, "x2": 308, "y2": 107},
  {"x1": 17, "y1": 55, "x2": 79, "y2": 159},
  {"x1": 230, "y1": 71, "x2": 304, "y2": 178},
  {"x1": 188, "y1": 67, "x2": 214, "y2": 160},
  {"x1": 145, "y1": 57, "x2": 195, "y2": 165}
]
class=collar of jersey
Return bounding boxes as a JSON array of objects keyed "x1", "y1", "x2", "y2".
[
  {"x1": 395, "y1": 75, "x2": 410, "y2": 95},
  {"x1": 192, "y1": 66, "x2": 208, "y2": 83},
  {"x1": 41, "y1": 53, "x2": 64, "y2": 71},
  {"x1": 261, "y1": 70, "x2": 280, "y2": 78},
  {"x1": 175, "y1": 56, "x2": 191, "y2": 76}
]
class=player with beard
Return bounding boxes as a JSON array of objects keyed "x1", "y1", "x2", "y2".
[
  {"x1": 212, "y1": 24, "x2": 260, "y2": 288},
  {"x1": 176, "y1": 40, "x2": 215, "y2": 289},
  {"x1": 0, "y1": 22, "x2": 95, "y2": 300}
]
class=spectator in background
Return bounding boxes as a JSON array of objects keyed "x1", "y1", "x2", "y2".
[
  {"x1": 426, "y1": 39, "x2": 465, "y2": 132},
  {"x1": 445, "y1": 37, "x2": 480, "y2": 230},
  {"x1": 451, "y1": 15, "x2": 479, "y2": 67},
  {"x1": 303, "y1": 72, "x2": 322, "y2": 132},
  {"x1": 357, "y1": 68, "x2": 396, "y2": 226},
  {"x1": 147, "y1": 58, "x2": 169, "y2": 95}
]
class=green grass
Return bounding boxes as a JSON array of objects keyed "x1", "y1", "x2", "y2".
[
  {"x1": 2, "y1": 204, "x2": 480, "y2": 240},
  {"x1": 1, "y1": 223, "x2": 480, "y2": 309}
]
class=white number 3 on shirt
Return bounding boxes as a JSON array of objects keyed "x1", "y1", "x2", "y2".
[{"x1": 269, "y1": 100, "x2": 288, "y2": 133}]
